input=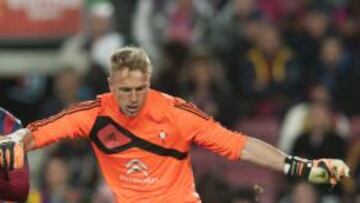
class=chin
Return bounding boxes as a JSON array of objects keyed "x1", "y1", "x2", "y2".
[{"x1": 126, "y1": 112, "x2": 139, "y2": 117}]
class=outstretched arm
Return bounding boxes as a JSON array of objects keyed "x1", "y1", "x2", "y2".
[
  {"x1": 240, "y1": 137, "x2": 350, "y2": 186},
  {"x1": 0, "y1": 100, "x2": 100, "y2": 171},
  {"x1": 170, "y1": 99, "x2": 349, "y2": 186},
  {"x1": 241, "y1": 137, "x2": 286, "y2": 171}
]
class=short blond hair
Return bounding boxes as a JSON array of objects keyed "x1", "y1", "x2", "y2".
[{"x1": 110, "y1": 46, "x2": 152, "y2": 75}]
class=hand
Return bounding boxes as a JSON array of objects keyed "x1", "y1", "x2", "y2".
[
  {"x1": 0, "y1": 135, "x2": 25, "y2": 170},
  {"x1": 284, "y1": 156, "x2": 350, "y2": 186},
  {"x1": 309, "y1": 159, "x2": 350, "y2": 186}
]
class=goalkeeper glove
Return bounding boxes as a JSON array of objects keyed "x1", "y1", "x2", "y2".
[
  {"x1": 284, "y1": 156, "x2": 350, "y2": 186},
  {"x1": 0, "y1": 133, "x2": 25, "y2": 170}
]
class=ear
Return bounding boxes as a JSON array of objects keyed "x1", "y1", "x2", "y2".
[
  {"x1": 107, "y1": 76, "x2": 113, "y2": 91},
  {"x1": 146, "y1": 73, "x2": 151, "y2": 87}
]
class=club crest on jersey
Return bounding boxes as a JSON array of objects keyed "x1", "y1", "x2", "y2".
[
  {"x1": 159, "y1": 131, "x2": 166, "y2": 140},
  {"x1": 97, "y1": 124, "x2": 131, "y2": 148}
]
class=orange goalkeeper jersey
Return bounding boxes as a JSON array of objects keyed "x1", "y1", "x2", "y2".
[{"x1": 28, "y1": 89, "x2": 247, "y2": 203}]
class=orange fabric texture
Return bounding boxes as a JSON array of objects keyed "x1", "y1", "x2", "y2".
[{"x1": 27, "y1": 89, "x2": 248, "y2": 203}]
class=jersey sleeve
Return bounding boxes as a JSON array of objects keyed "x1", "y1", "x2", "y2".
[
  {"x1": 171, "y1": 98, "x2": 248, "y2": 161},
  {"x1": 27, "y1": 100, "x2": 100, "y2": 148}
]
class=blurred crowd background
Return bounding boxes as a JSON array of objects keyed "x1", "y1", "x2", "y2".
[{"x1": 0, "y1": 0, "x2": 359, "y2": 202}]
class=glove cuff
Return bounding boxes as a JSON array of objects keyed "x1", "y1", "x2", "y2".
[
  {"x1": 8, "y1": 128, "x2": 29, "y2": 143},
  {"x1": 284, "y1": 156, "x2": 312, "y2": 179}
]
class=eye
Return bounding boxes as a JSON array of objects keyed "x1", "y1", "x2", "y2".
[
  {"x1": 119, "y1": 87, "x2": 131, "y2": 92},
  {"x1": 135, "y1": 85, "x2": 147, "y2": 91}
]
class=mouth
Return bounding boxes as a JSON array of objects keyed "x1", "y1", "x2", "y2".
[
  {"x1": 127, "y1": 105, "x2": 138, "y2": 110},
  {"x1": 126, "y1": 105, "x2": 139, "y2": 114}
]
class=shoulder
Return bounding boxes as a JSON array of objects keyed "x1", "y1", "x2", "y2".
[
  {"x1": 95, "y1": 93, "x2": 112, "y2": 107},
  {"x1": 152, "y1": 91, "x2": 211, "y2": 120},
  {"x1": 149, "y1": 90, "x2": 187, "y2": 112},
  {"x1": 149, "y1": 90, "x2": 191, "y2": 108},
  {"x1": 153, "y1": 90, "x2": 177, "y2": 106},
  {"x1": 47, "y1": 98, "x2": 101, "y2": 119},
  {"x1": 146, "y1": 89, "x2": 174, "y2": 119},
  {"x1": 65, "y1": 99, "x2": 101, "y2": 113}
]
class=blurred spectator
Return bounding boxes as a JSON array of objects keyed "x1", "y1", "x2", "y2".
[
  {"x1": 153, "y1": 41, "x2": 189, "y2": 96},
  {"x1": 343, "y1": 0, "x2": 360, "y2": 62},
  {"x1": 0, "y1": 75, "x2": 47, "y2": 124},
  {"x1": 235, "y1": 23, "x2": 301, "y2": 116},
  {"x1": 28, "y1": 156, "x2": 81, "y2": 203},
  {"x1": 59, "y1": 1, "x2": 124, "y2": 94},
  {"x1": 355, "y1": 189, "x2": 360, "y2": 203},
  {"x1": 110, "y1": 0, "x2": 138, "y2": 42},
  {"x1": 286, "y1": 8, "x2": 331, "y2": 85},
  {"x1": 257, "y1": 0, "x2": 286, "y2": 23},
  {"x1": 48, "y1": 140, "x2": 99, "y2": 203},
  {"x1": 279, "y1": 83, "x2": 350, "y2": 153},
  {"x1": 279, "y1": 180, "x2": 320, "y2": 203},
  {"x1": 132, "y1": 0, "x2": 214, "y2": 78},
  {"x1": 132, "y1": 0, "x2": 168, "y2": 77},
  {"x1": 28, "y1": 140, "x2": 99, "y2": 203},
  {"x1": 291, "y1": 101, "x2": 347, "y2": 160},
  {"x1": 39, "y1": 67, "x2": 93, "y2": 117},
  {"x1": 258, "y1": 0, "x2": 343, "y2": 24},
  {"x1": 315, "y1": 37, "x2": 352, "y2": 108},
  {"x1": 228, "y1": 187, "x2": 257, "y2": 203},
  {"x1": 165, "y1": 0, "x2": 196, "y2": 44},
  {"x1": 210, "y1": 0, "x2": 260, "y2": 72},
  {"x1": 41, "y1": 156, "x2": 77, "y2": 203},
  {"x1": 343, "y1": 141, "x2": 360, "y2": 198},
  {"x1": 91, "y1": 180, "x2": 115, "y2": 203},
  {"x1": 179, "y1": 49, "x2": 234, "y2": 126},
  {"x1": 196, "y1": 173, "x2": 230, "y2": 203},
  {"x1": 291, "y1": 100, "x2": 347, "y2": 197}
]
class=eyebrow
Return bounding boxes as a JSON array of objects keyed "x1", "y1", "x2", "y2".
[
  {"x1": 135, "y1": 85, "x2": 147, "y2": 90},
  {"x1": 118, "y1": 85, "x2": 147, "y2": 91}
]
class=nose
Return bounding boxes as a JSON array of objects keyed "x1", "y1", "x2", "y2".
[{"x1": 130, "y1": 90, "x2": 138, "y2": 103}]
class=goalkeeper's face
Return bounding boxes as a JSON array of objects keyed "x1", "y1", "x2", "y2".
[{"x1": 108, "y1": 68, "x2": 150, "y2": 117}]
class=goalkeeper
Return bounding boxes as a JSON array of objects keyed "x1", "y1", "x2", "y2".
[
  {"x1": 0, "y1": 47, "x2": 350, "y2": 203},
  {"x1": 0, "y1": 107, "x2": 29, "y2": 202}
]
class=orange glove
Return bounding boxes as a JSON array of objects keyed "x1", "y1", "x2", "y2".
[
  {"x1": 311, "y1": 159, "x2": 350, "y2": 186},
  {"x1": 284, "y1": 156, "x2": 350, "y2": 186}
]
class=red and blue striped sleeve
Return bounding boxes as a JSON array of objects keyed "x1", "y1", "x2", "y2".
[
  {"x1": 0, "y1": 107, "x2": 29, "y2": 202},
  {"x1": 0, "y1": 107, "x2": 22, "y2": 134}
]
